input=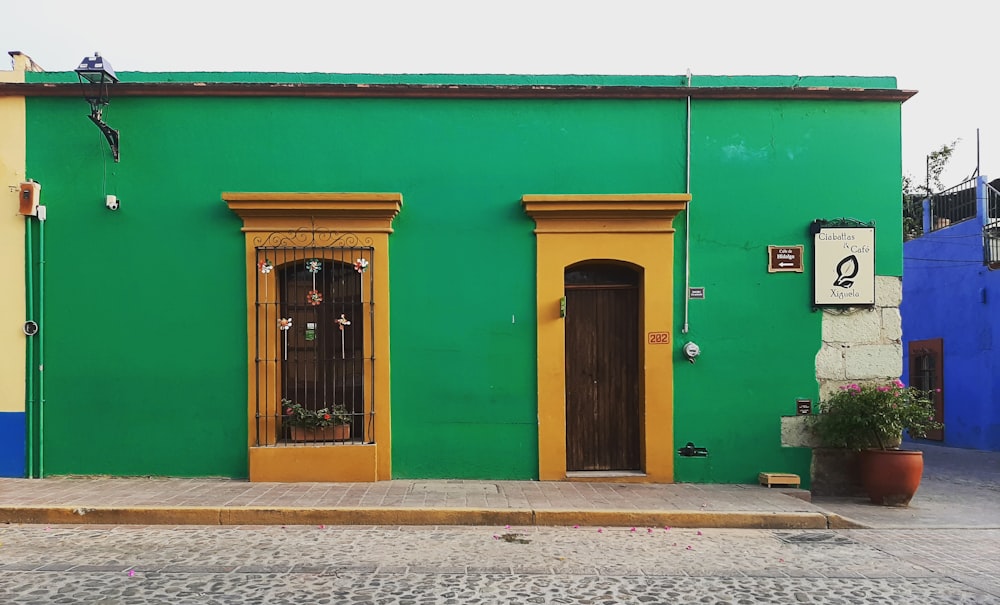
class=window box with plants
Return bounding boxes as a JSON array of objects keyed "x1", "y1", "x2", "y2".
[
  {"x1": 281, "y1": 399, "x2": 352, "y2": 443},
  {"x1": 812, "y1": 379, "x2": 942, "y2": 506}
]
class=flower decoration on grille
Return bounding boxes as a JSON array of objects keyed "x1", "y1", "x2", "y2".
[
  {"x1": 258, "y1": 259, "x2": 273, "y2": 274},
  {"x1": 335, "y1": 314, "x2": 351, "y2": 358},
  {"x1": 278, "y1": 317, "x2": 293, "y2": 331},
  {"x1": 306, "y1": 259, "x2": 322, "y2": 274},
  {"x1": 306, "y1": 290, "x2": 324, "y2": 306},
  {"x1": 354, "y1": 258, "x2": 369, "y2": 274}
]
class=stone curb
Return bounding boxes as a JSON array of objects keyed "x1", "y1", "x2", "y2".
[{"x1": 0, "y1": 506, "x2": 870, "y2": 529}]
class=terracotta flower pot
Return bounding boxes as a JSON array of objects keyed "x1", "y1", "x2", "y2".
[
  {"x1": 858, "y1": 449, "x2": 924, "y2": 506},
  {"x1": 289, "y1": 424, "x2": 350, "y2": 443}
]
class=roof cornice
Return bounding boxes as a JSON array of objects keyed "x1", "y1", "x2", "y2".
[{"x1": 0, "y1": 81, "x2": 917, "y2": 102}]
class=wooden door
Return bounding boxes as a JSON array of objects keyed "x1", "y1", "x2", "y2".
[
  {"x1": 564, "y1": 264, "x2": 640, "y2": 471},
  {"x1": 909, "y1": 338, "x2": 944, "y2": 441}
]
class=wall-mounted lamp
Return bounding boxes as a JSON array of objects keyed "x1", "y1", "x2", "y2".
[{"x1": 74, "y1": 52, "x2": 120, "y2": 162}]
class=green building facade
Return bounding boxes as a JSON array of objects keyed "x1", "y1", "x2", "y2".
[{"x1": 0, "y1": 68, "x2": 912, "y2": 485}]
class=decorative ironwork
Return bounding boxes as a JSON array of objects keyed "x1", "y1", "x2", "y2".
[
  {"x1": 809, "y1": 217, "x2": 875, "y2": 233},
  {"x1": 250, "y1": 229, "x2": 374, "y2": 250},
  {"x1": 253, "y1": 231, "x2": 375, "y2": 447}
]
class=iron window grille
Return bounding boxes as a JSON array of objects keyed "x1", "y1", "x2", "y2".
[{"x1": 253, "y1": 231, "x2": 375, "y2": 446}]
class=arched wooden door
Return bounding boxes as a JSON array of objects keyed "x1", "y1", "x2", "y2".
[{"x1": 564, "y1": 263, "x2": 641, "y2": 471}]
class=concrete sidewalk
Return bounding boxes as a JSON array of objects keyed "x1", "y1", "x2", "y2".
[
  {"x1": 811, "y1": 442, "x2": 1000, "y2": 529},
  {"x1": 0, "y1": 477, "x2": 844, "y2": 529},
  {"x1": 0, "y1": 443, "x2": 994, "y2": 530}
]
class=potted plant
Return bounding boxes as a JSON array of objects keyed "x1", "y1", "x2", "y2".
[
  {"x1": 813, "y1": 378, "x2": 942, "y2": 506},
  {"x1": 281, "y1": 399, "x2": 352, "y2": 442}
]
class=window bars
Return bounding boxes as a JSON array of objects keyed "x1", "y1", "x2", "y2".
[{"x1": 253, "y1": 231, "x2": 375, "y2": 446}]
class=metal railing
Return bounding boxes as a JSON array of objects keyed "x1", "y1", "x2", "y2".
[
  {"x1": 985, "y1": 182, "x2": 1000, "y2": 269},
  {"x1": 986, "y1": 220, "x2": 1000, "y2": 269},
  {"x1": 929, "y1": 178, "x2": 977, "y2": 231},
  {"x1": 988, "y1": 181, "x2": 1000, "y2": 221}
]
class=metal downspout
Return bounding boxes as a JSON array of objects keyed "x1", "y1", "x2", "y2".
[
  {"x1": 37, "y1": 211, "x2": 45, "y2": 477},
  {"x1": 682, "y1": 69, "x2": 692, "y2": 334},
  {"x1": 24, "y1": 218, "x2": 34, "y2": 477}
]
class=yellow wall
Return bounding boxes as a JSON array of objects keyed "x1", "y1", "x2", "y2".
[{"x1": 0, "y1": 60, "x2": 25, "y2": 413}]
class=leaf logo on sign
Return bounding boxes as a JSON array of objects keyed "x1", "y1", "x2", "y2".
[{"x1": 833, "y1": 255, "x2": 858, "y2": 288}]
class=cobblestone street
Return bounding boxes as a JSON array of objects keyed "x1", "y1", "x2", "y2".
[{"x1": 1, "y1": 525, "x2": 997, "y2": 604}]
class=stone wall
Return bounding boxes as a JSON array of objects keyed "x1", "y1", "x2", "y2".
[
  {"x1": 781, "y1": 275, "x2": 903, "y2": 494},
  {"x1": 816, "y1": 275, "x2": 903, "y2": 399}
]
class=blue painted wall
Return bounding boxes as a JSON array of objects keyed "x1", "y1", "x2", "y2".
[
  {"x1": 902, "y1": 176, "x2": 1000, "y2": 451},
  {"x1": 0, "y1": 412, "x2": 25, "y2": 476}
]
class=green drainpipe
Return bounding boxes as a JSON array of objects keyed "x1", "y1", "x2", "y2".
[
  {"x1": 37, "y1": 211, "x2": 45, "y2": 477},
  {"x1": 24, "y1": 217, "x2": 34, "y2": 478}
]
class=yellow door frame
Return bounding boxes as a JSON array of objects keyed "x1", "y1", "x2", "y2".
[
  {"x1": 225, "y1": 192, "x2": 401, "y2": 482},
  {"x1": 522, "y1": 193, "x2": 690, "y2": 482}
]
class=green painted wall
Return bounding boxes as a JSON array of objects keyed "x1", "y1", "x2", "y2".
[
  {"x1": 23, "y1": 74, "x2": 903, "y2": 482},
  {"x1": 673, "y1": 100, "x2": 902, "y2": 483}
]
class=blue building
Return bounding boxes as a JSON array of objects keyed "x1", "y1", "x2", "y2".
[{"x1": 902, "y1": 175, "x2": 1000, "y2": 451}]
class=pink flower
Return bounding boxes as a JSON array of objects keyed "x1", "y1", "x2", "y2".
[{"x1": 893, "y1": 379, "x2": 905, "y2": 388}]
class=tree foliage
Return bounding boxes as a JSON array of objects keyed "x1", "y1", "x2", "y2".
[{"x1": 903, "y1": 140, "x2": 959, "y2": 241}]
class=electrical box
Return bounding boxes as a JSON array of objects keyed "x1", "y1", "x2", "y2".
[{"x1": 19, "y1": 180, "x2": 41, "y2": 216}]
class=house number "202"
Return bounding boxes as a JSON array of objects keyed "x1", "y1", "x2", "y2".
[{"x1": 647, "y1": 332, "x2": 671, "y2": 344}]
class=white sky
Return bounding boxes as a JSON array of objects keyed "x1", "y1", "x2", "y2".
[{"x1": 3, "y1": 0, "x2": 997, "y2": 187}]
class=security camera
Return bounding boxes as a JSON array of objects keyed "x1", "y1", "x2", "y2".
[{"x1": 106, "y1": 195, "x2": 120, "y2": 211}]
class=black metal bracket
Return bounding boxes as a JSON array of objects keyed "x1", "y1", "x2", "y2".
[
  {"x1": 88, "y1": 113, "x2": 120, "y2": 163},
  {"x1": 810, "y1": 217, "x2": 875, "y2": 234},
  {"x1": 677, "y1": 441, "x2": 708, "y2": 457}
]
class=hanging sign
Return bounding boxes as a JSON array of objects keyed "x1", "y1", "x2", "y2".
[{"x1": 812, "y1": 221, "x2": 875, "y2": 306}]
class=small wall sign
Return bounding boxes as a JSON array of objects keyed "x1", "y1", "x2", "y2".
[
  {"x1": 767, "y1": 245, "x2": 804, "y2": 273},
  {"x1": 689, "y1": 287, "x2": 705, "y2": 299},
  {"x1": 812, "y1": 220, "x2": 875, "y2": 306},
  {"x1": 796, "y1": 399, "x2": 812, "y2": 415}
]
